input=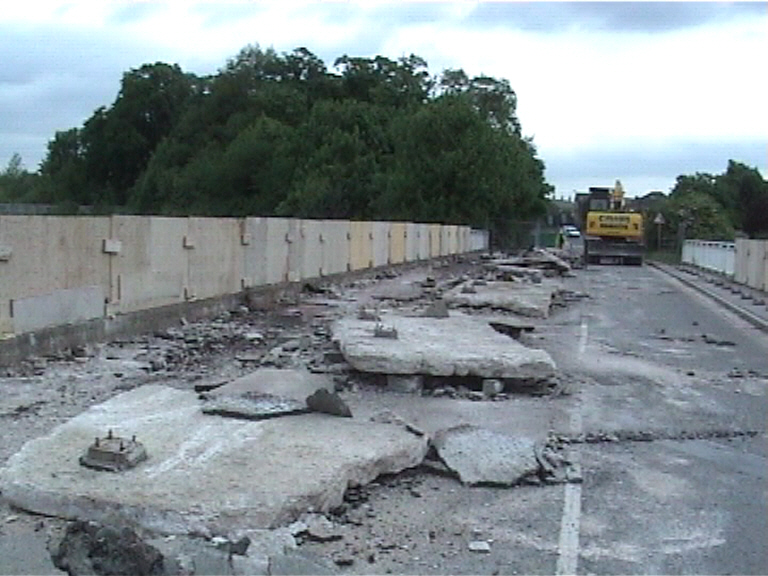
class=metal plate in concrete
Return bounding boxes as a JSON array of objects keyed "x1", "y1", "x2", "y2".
[
  {"x1": 0, "y1": 385, "x2": 428, "y2": 536},
  {"x1": 444, "y1": 280, "x2": 560, "y2": 318},
  {"x1": 332, "y1": 312, "x2": 555, "y2": 379}
]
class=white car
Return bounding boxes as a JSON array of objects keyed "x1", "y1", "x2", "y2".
[{"x1": 561, "y1": 225, "x2": 581, "y2": 238}]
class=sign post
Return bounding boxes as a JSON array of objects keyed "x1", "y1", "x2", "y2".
[{"x1": 653, "y1": 213, "x2": 665, "y2": 251}]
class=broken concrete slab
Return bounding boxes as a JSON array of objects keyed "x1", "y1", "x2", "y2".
[
  {"x1": 506, "y1": 249, "x2": 572, "y2": 274},
  {"x1": 431, "y1": 425, "x2": 540, "y2": 486},
  {"x1": 201, "y1": 393, "x2": 310, "y2": 420},
  {"x1": 422, "y1": 300, "x2": 450, "y2": 319},
  {"x1": 386, "y1": 375, "x2": 424, "y2": 394},
  {"x1": 200, "y1": 369, "x2": 333, "y2": 420},
  {"x1": 370, "y1": 281, "x2": 424, "y2": 302},
  {"x1": 0, "y1": 531, "x2": 66, "y2": 576},
  {"x1": 207, "y1": 368, "x2": 332, "y2": 401},
  {"x1": 484, "y1": 263, "x2": 543, "y2": 283},
  {"x1": 444, "y1": 280, "x2": 560, "y2": 318},
  {"x1": 305, "y1": 388, "x2": 352, "y2": 417},
  {"x1": 0, "y1": 385, "x2": 429, "y2": 536},
  {"x1": 269, "y1": 550, "x2": 338, "y2": 575},
  {"x1": 333, "y1": 312, "x2": 555, "y2": 379},
  {"x1": 50, "y1": 520, "x2": 164, "y2": 576}
]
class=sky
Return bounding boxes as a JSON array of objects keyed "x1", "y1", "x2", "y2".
[{"x1": 1, "y1": 1, "x2": 766, "y2": 199}]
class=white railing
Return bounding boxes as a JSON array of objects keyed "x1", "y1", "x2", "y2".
[{"x1": 681, "y1": 240, "x2": 736, "y2": 278}]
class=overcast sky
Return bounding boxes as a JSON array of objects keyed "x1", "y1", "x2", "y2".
[{"x1": 1, "y1": 1, "x2": 765, "y2": 198}]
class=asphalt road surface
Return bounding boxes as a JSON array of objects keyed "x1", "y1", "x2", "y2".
[{"x1": 542, "y1": 264, "x2": 768, "y2": 575}]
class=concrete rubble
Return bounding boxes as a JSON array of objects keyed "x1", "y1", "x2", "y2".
[
  {"x1": 431, "y1": 425, "x2": 541, "y2": 486},
  {"x1": 199, "y1": 368, "x2": 344, "y2": 420},
  {"x1": 0, "y1": 252, "x2": 587, "y2": 575},
  {"x1": 333, "y1": 311, "x2": 556, "y2": 379},
  {"x1": 0, "y1": 384, "x2": 429, "y2": 536},
  {"x1": 444, "y1": 279, "x2": 562, "y2": 318}
]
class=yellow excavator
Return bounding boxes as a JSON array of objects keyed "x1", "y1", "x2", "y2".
[{"x1": 576, "y1": 180, "x2": 645, "y2": 266}]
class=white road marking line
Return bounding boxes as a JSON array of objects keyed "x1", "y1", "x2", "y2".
[
  {"x1": 558, "y1": 331, "x2": 586, "y2": 576},
  {"x1": 579, "y1": 319, "x2": 589, "y2": 355},
  {"x1": 557, "y1": 482, "x2": 583, "y2": 575}
]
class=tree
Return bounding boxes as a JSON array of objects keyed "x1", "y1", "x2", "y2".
[
  {"x1": 33, "y1": 44, "x2": 554, "y2": 231},
  {"x1": 669, "y1": 161, "x2": 768, "y2": 239},
  {"x1": 0, "y1": 153, "x2": 35, "y2": 202},
  {"x1": 716, "y1": 160, "x2": 768, "y2": 237}
]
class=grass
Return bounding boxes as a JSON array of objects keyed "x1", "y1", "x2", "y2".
[{"x1": 645, "y1": 250, "x2": 681, "y2": 265}]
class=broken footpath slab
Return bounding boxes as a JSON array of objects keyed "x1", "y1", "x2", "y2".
[
  {"x1": 0, "y1": 385, "x2": 428, "y2": 537},
  {"x1": 333, "y1": 312, "x2": 555, "y2": 379}
]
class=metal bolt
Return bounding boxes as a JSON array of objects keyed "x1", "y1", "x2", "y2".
[
  {"x1": 95, "y1": 437, "x2": 100, "y2": 447},
  {"x1": 107, "y1": 429, "x2": 113, "y2": 440},
  {"x1": 132, "y1": 435, "x2": 136, "y2": 443},
  {"x1": 119, "y1": 441, "x2": 125, "y2": 452}
]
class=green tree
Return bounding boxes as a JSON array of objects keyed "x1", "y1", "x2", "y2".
[
  {"x1": 716, "y1": 160, "x2": 768, "y2": 237},
  {"x1": 0, "y1": 153, "x2": 49, "y2": 204}
]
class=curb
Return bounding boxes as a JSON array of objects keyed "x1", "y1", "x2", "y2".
[{"x1": 648, "y1": 261, "x2": 768, "y2": 334}]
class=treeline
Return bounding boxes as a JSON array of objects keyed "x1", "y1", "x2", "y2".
[
  {"x1": 0, "y1": 45, "x2": 552, "y2": 244},
  {"x1": 642, "y1": 160, "x2": 768, "y2": 244}
]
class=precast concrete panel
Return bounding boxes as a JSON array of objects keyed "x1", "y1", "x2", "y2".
[
  {"x1": 459, "y1": 227, "x2": 470, "y2": 253},
  {"x1": 0, "y1": 216, "x2": 110, "y2": 335},
  {"x1": 416, "y1": 224, "x2": 430, "y2": 261},
  {"x1": 349, "y1": 221, "x2": 373, "y2": 271},
  {"x1": 405, "y1": 223, "x2": 419, "y2": 262},
  {"x1": 441, "y1": 225, "x2": 458, "y2": 255},
  {"x1": 738, "y1": 239, "x2": 767, "y2": 291},
  {"x1": 286, "y1": 219, "x2": 303, "y2": 282},
  {"x1": 265, "y1": 218, "x2": 291, "y2": 284},
  {"x1": 188, "y1": 217, "x2": 243, "y2": 300},
  {"x1": 321, "y1": 220, "x2": 351, "y2": 275},
  {"x1": 735, "y1": 239, "x2": 749, "y2": 285},
  {"x1": 110, "y1": 216, "x2": 187, "y2": 314},
  {"x1": 13, "y1": 285, "x2": 104, "y2": 333},
  {"x1": 372, "y1": 222, "x2": 390, "y2": 267},
  {"x1": 389, "y1": 222, "x2": 407, "y2": 265},
  {"x1": 428, "y1": 225, "x2": 442, "y2": 258},
  {"x1": 243, "y1": 217, "x2": 268, "y2": 287},
  {"x1": 298, "y1": 219, "x2": 324, "y2": 280}
]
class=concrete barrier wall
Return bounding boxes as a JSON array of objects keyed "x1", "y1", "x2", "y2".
[
  {"x1": 1, "y1": 214, "x2": 478, "y2": 339},
  {"x1": 416, "y1": 224, "x2": 430, "y2": 261},
  {"x1": 735, "y1": 238, "x2": 768, "y2": 291},
  {"x1": 372, "y1": 222, "x2": 390, "y2": 267},
  {"x1": 470, "y1": 229, "x2": 490, "y2": 251},
  {"x1": 682, "y1": 240, "x2": 736, "y2": 278},
  {"x1": 389, "y1": 222, "x2": 407, "y2": 265},
  {"x1": 0, "y1": 216, "x2": 110, "y2": 333},
  {"x1": 349, "y1": 221, "x2": 373, "y2": 271},
  {"x1": 188, "y1": 217, "x2": 244, "y2": 300},
  {"x1": 683, "y1": 238, "x2": 767, "y2": 292},
  {"x1": 428, "y1": 225, "x2": 442, "y2": 258},
  {"x1": 320, "y1": 220, "x2": 351, "y2": 276},
  {"x1": 404, "y1": 223, "x2": 419, "y2": 262},
  {"x1": 243, "y1": 217, "x2": 268, "y2": 287},
  {"x1": 109, "y1": 216, "x2": 187, "y2": 314}
]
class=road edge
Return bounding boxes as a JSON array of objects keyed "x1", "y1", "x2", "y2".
[{"x1": 647, "y1": 261, "x2": 768, "y2": 334}]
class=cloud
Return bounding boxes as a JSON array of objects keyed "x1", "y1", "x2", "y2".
[
  {"x1": 463, "y1": 2, "x2": 767, "y2": 33},
  {"x1": 107, "y1": 2, "x2": 165, "y2": 26},
  {"x1": 543, "y1": 137, "x2": 767, "y2": 196}
]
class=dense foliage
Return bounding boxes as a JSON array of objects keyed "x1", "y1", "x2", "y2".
[
  {"x1": 0, "y1": 46, "x2": 552, "y2": 244},
  {"x1": 642, "y1": 160, "x2": 768, "y2": 246}
]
